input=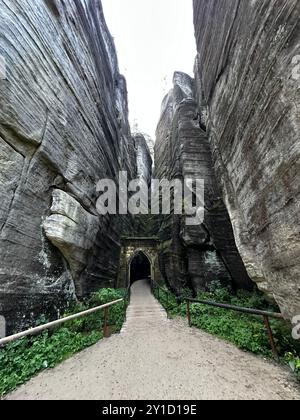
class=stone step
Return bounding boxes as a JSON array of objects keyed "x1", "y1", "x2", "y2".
[{"x1": 121, "y1": 279, "x2": 168, "y2": 336}]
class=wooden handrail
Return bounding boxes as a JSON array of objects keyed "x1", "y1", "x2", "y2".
[
  {"x1": 151, "y1": 282, "x2": 284, "y2": 359},
  {"x1": 186, "y1": 297, "x2": 284, "y2": 320},
  {"x1": 185, "y1": 298, "x2": 283, "y2": 359},
  {"x1": 0, "y1": 298, "x2": 124, "y2": 347}
]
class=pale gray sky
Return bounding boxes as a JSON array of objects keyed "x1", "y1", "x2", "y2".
[{"x1": 102, "y1": 0, "x2": 196, "y2": 140}]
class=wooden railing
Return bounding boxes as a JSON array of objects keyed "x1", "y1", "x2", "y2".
[
  {"x1": 186, "y1": 298, "x2": 284, "y2": 359},
  {"x1": 0, "y1": 298, "x2": 125, "y2": 347},
  {"x1": 152, "y1": 281, "x2": 284, "y2": 359}
]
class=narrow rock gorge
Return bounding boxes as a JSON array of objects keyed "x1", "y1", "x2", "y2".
[
  {"x1": 0, "y1": 0, "x2": 299, "y2": 336},
  {"x1": 193, "y1": 0, "x2": 300, "y2": 318}
]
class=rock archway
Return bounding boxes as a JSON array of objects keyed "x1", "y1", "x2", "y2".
[{"x1": 117, "y1": 237, "x2": 162, "y2": 288}]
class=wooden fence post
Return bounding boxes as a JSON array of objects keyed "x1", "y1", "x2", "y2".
[{"x1": 103, "y1": 307, "x2": 109, "y2": 338}]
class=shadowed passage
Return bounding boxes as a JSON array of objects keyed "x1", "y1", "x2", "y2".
[{"x1": 130, "y1": 252, "x2": 151, "y2": 285}]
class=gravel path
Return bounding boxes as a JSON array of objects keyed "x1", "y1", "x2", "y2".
[{"x1": 6, "y1": 280, "x2": 300, "y2": 400}]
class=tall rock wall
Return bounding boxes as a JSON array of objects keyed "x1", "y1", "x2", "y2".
[
  {"x1": 154, "y1": 72, "x2": 253, "y2": 294},
  {"x1": 0, "y1": 0, "x2": 136, "y2": 333},
  {"x1": 193, "y1": 0, "x2": 300, "y2": 318},
  {"x1": 133, "y1": 133, "x2": 153, "y2": 185}
]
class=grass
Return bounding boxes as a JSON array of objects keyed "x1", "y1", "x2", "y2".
[
  {"x1": 0, "y1": 288, "x2": 128, "y2": 397},
  {"x1": 154, "y1": 284, "x2": 300, "y2": 380}
]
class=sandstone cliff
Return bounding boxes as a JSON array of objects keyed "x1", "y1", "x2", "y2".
[
  {"x1": 0, "y1": 0, "x2": 136, "y2": 333},
  {"x1": 154, "y1": 72, "x2": 253, "y2": 294},
  {"x1": 193, "y1": 0, "x2": 300, "y2": 318},
  {"x1": 133, "y1": 133, "x2": 153, "y2": 186}
]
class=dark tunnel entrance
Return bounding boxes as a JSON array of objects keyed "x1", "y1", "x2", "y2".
[{"x1": 130, "y1": 251, "x2": 151, "y2": 285}]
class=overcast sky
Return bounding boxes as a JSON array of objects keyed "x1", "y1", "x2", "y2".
[{"x1": 102, "y1": 0, "x2": 196, "y2": 140}]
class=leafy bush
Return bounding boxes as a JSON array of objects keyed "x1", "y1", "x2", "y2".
[
  {"x1": 0, "y1": 288, "x2": 127, "y2": 397},
  {"x1": 285, "y1": 353, "x2": 300, "y2": 380},
  {"x1": 154, "y1": 287, "x2": 180, "y2": 316},
  {"x1": 89, "y1": 288, "x2": 127, "y2": 332},
  {"x1": 65, "y1": 288, "x2": 127, "y2": 334}
]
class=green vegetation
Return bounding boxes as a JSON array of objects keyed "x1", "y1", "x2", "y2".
[
  {"x1": 0, "y1": 288, "x2": 127, "y2": 397},
  {"x1": 285, "y1": 353, "x2": 300, "y2": 381},
  {"x1": 154, "y1": 284, "x2": 300, "y2": 378}
]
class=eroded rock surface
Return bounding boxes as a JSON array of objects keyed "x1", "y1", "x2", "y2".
[
  {"x1": 133, "y1": 133, "x2": 153, "y2": 185},
  {"x1": 0, "y1": 0, "x2": 136, "y2": 333},
  {"x1": 193, "y1": 0, "x2": 300, "y2": 317},
  {"x1": 43, "y1": 190, "x2": 99, "y2": 296},
  {"x1": 154, "y1": 72, "x2": 253, "y2": 293},
  {"x1": 129, "y1": 133, "x2": 155, "y2": 237}
]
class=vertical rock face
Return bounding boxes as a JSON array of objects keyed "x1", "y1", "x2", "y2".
[
  {"x1": 0, "y1": 0, "x2": 136, "y2": 333},
  {"x1": 193, "y1": 0, "x2": 300, "y2": 317},
  {"x1": 154, "y1": 72, "x2": 253, "y2": 293},
  {"x1": 133, "y1": 133, "x2": 153, "y2": 185},
  {"x1": 131, "y1": 133, "x2": 156, "y2": 237}
]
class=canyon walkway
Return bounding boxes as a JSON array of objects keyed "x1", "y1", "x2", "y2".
[{"x1": 7, "y1": 280, "x2": 300, "y2": 400}]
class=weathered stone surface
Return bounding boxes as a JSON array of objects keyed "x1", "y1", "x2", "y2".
[
  {"x1": 0, "y1": 0, "x2": 136, "y2": 333},
  {"x1": 43, "y1": 190, "x2": 99, "y2": 295},
  {"x1": 133, "y1": 133, "x2": 153, "y2": 185},
  {"x1": 130, "y1": 132, "x2": 158, "y2": 238},
  {"x1": 0, "y1": 138, "x2": 24, "y2": 231},
  {"x1": 117, "y1": 237, "x2": 162, "y2": 288},
  {"x1": 154, "y1": 72, "x2": 253, "y2": 293},
  {"x1": 193, "y1": 0, "x2": 300, "y2": 318}
]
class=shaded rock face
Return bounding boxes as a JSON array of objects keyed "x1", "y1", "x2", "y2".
[
  {"x1": 131, "y1": 133, "x2": 156, "y2": 237},
  {"x1": 43, "y1": 190, "x2": 99, "y2": 296},
  {"x1": 0, "y1": 0, "x2": 136, "y2": 333},
  {"x1": 154, "y1": 72, "x2": 253, "y2": 294},
  {"x1": 193, "y1": 0, "x2": 300, "y2": 318},
  {"x1": 133, "y1": 133, "x2": 153, "y2": 185}
]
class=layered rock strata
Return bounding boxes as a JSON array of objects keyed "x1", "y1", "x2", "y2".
[
  {"x1": 0, "y1": 0, "x2": 136, "y2": 333},
  {"x1": 154, "y1": 72, "x2": 253, "y2": 294},
  {"x1": 193, "y1": 0, "x2": 300, "y2": 318}
]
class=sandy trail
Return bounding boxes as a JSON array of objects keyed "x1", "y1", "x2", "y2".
[{"x1": 6, "y1": 280, "x2": 300, "y2": 400}]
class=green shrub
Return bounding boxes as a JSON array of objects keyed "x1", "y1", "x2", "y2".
[
  {"x1": 285, "y1": 353, "x2": 300, "y2": 380},
  {"x1": 0, "y1": 288, "x2": 127, "y2": 397},
  {"x1": 154, "y1": 287, "x2": 179, "y2": 317},
  {"x1": 89, "y1": 288, "x2": 127, "y2": 332}
]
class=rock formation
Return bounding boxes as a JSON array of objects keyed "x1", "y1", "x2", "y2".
[
  {"x1": 43, "y1": 190, "x2": 100, "y2": 296},
  {"x1": 133, "y1": 133, "x2": 153, "y2": 186},
  {"x1": 193, "y1": 0, "x2": 300, "y2": 318},
  {"x1": 154, "y1": 72, "x2": 253, "y2": 294},
  {"x1": 1, "y1": 0, "x2": 299, "y2": 334},
  {"x1": 0, "y1": 0, "x2": 137, "y2": 333},
  {"x1": 130, "y1": 133, "x2": 154, "y2": 237}
]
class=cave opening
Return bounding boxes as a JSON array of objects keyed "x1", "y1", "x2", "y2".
[{"x1": 130, "y1": 251, "x2": 151, "y2": 285}]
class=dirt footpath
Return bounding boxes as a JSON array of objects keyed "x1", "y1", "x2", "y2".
[{"x1": 6, "y1": 281, "x2": 300, "y2": 400}]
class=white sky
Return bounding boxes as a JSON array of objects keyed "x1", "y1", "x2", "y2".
[{"x1": 102, "y1": 0, "x2": 196, "y2": 140}]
